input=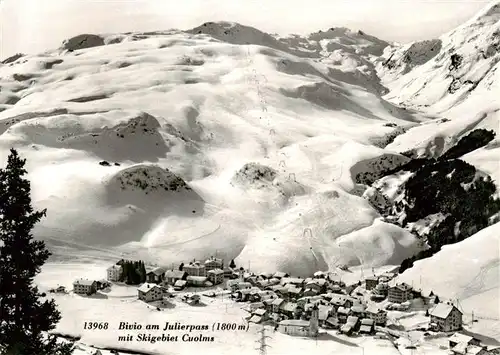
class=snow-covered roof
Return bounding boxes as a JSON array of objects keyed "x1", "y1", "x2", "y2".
[
  {"x1": 361, "y1": 318, "x2": 374, "y2": 326},
  {"x1": 165, "y1": 270, "x2": 186, "y2": 278},
  {"x1": 318, "y1": 305, "x2": 331, "y2": 320},
  {"x1": 451, "y1": 342, "x2": 468, "y2": 355},
  {"x1": 279, "y1": 319, "x2": 309, "y2": 327},
  {"x1": 338, "y1": 307, "x2": 350, "y2": 314},
  {"x1": 148, "y1": 267, "x2": 166, "y2": 275},
  {"x1": 464, "y1": 345, "x2": 485, "y2": 355},
  {"x1": 429, "y1": 303, "x2": 461, "y2": 319},
  {"x1": 249, "y1": 315, "x2": 262, "y2": 323},
  {"x1": 340, "y1": 324, "x2": 353, "y2": 332},
  {"x1": 389, "y1": 283, "x2": 412, "y2": 291},
  {"x1": 208, "y1": 268, "x2": 224, "y2": 275},
  {"x1": 253, "y1": 308, "x2": 267, "y2": 316},
  {"x1": 273, "y1": 271, "x2": 288, "y2": 278},
  {"x1": 73, "y1": 279, "x2": 96, "y2": 286},
  {"x1": 351, "y1": 305, "x2": 366, "y2": 313},
  {"x1": 137, "y1": 283, "x2": 161, "y2": 293},
  {"x1": 281, "y1": 302, "x2": 298, "y2": 312},
  {"x1": 288, "y1": 287, "x2": 301, "y2": 294},
  {"x1": 205, "y1": 257, "x2": 223, "y2": 264},
  {"x1": 174, "y1": 280, "x2": 187, "y2": 286},
  {"x1": 449, "y1": 332, "x2": 477, "y2": 344},
  {"x1": 272, "y1": 298, "x2": 284, "y2": 306},
  {"x1": 366, "y1": 305, "x2": 386, "y2": 314},
  {"x1": 107, "y1": 265, "x2": 121, "y2": 271},
  {"x1": 307, "y1": 279, "x2": 327, "y2": 286},
  {"x1": 187, "y1": 276, "x2": 207, "y2": 282},
  {"x1": 359, "y1": 325, "x2": 372, "y2": 333},
  {"x1": 281, "y1": 277, "x2": 303, "y2": 285},
  {"x1": 346, "y1": 316, "x2": 359, "y2": 325}
]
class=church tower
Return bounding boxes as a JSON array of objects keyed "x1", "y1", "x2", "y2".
[{"x1": 309, "y1": 304, "x2": 319, "y2": 336}]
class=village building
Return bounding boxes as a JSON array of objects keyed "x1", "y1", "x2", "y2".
[
  {"x1": 317, "y1": 305, "x2": 333, "y2": 327},
  {"x1": 223, "y1": 267, "x2": 238, "y2": 279},
  {"x1": 164, "y1": 270, "x2": 188, "y2": 285},
  {"x1": 449, "y1": 333, "x2": 481, "y2": 348},
  {"x1": 226, "y1": 279, "x2": 240, "y2": 292},
  {"x1": 73, "y1": 279, "x2": 97, "y2": 295},
  {"x1": 184, "y1": 261, "x2": 206, "y2": 277},
  {"x1": 55, "y1": 286, "x2": 66, "y2": 293},
  {"x1": 337, "y1": 307, "x2": 351, "y2": 324},
  {"x1": 365, "y1": 276, "x2": 379, "y2": 290},
  {"x1": 96, "y1": 279, "x2": 110, "y2": 290},
  {"x1": 366, "y1": 305, "x2": 387, "y2": 325},
  {"x1": 429, "y1": 303, "x2": 463, "y2": 332},
  {"x1": 272, "y1": 298, "x2": 285, "y2": 313},
  {"x1": 248, "y1": 308, "x2": 268, "y2": 324},
  {"x1": 375, "y1": 282, "x2": 389, "y2": 295},
  {"x1": 451, "y1": 343, "x2": 490, "y2": 355},
  {"x1": 137, "y1": 283, "x2": 163, "y2": 302},
  {"x1": 306, "y1": 279, "x2": 328, "y2": 294},
  {"x1": 245, "y1": 275, "x2": 261, "y2": 286},
  {"x1": 287, "y1": 286, "x2": 302, "y2": 300},
  {"x1": 106, "y1": 265, "x2": 123, "y2": 282},
  {"x1": 359, "y1": 318, "x2": 374, "y2": 334},
  {"x1": 204, "y1": 256, "x2": 224, "y2": 271},
  {"x1": 238, "y1": 281, "x2": 252, "y2": 290},
  {"x1": 280, "y1": 302, "x2": 300, "y2": 319},
  {"x1": 207, "y1": 268, "x2": 224, "y2": 285},
  {"x1": 248, "y1": 301, "x2": 265, "y2": 312},
  {"x1": 330, "y1": 285, "x2": 342, "y2": 293},
  {"x1": 303, "y1": 288, "x2": 319, "y2": 297},
  {"x1": 340, "y1": 316, "x2": 359, "y2": 336},
  {"x1": 259, "y1": 272, "x2": 273, "y2": 279},
  {"x1": 146, "y1": 267, "x2": 166, "y2": 284},
  {"x1": 351, "y1": 305, "x2": 367, "y2": 319},
  {"x1": 273, "y1": 271, "x2": 289, "y2": 279},
  {"x1": 388, "y1": 283, "x2": 412, "y2": 303},
  {"x1": 313, "y1": 271, "x2": 326, "y2": 279},
  {"x1": 182, "y1": 293, "x2": 201, "y2": 305},
  {"x1": 278, "y1": 304, "x2": 319, "y2": 337},
  {"x1": 187, "y1": 275, "x2": 210, "y2": 287},
  {"x1": 275, "y1": 287, "x2": 290, "y2": 301},
  {"x1": 281, "y1": 277, "x2": 304, "y2": 288},
  {"x1": 236, "y1": 288, "x2": 254, "y2": 302},
  {"x1": 173, "y1": 280, "x2": 187, "y2": 291},
  {"x1": 330, "y1": 295, "x2": 354, "y2": 309},
  {"x1": 325, "y1": 316, "x2": 339, "y2": 329}
]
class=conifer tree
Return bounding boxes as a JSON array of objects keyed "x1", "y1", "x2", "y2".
[
  {"x1": 0, "y1": 148, "x2": 74, "y2": 355},
  {"x1": 229, "y1": 259, "x2": 236, "y2": 269},
  {"x1": 139, "y1": 261, "x2": 146, "y2": 283}
]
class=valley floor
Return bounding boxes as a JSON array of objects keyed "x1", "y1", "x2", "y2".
[{"x1": 36, "y1": 260, "x2": 500, "y2": 355}]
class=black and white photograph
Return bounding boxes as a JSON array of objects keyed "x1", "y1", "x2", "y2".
[{"x1": 0, "y1": 0, "x2": 499, "y2": 354}]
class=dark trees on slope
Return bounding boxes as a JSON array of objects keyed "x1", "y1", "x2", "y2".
[{"x1": 0, "y1": 148, "x2": 73, "y2": 355}]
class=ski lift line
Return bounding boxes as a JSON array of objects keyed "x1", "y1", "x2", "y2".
[
  {"x1": 151, "y1": 224, "x2": 222, "y2": 248},
  {"x1": 306, "y1": 146, "x2": 370, "y2": 272},
  {"x1": 43, "y1": 235, "x2": 133, "y2": 258},
  {"x1": 202, "y1": 201, "x2": 268, "y2": 233}
]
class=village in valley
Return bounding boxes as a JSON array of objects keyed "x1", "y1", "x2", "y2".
[{"x1": 50, "y1": 255, "x2": 500, "y2": 355}]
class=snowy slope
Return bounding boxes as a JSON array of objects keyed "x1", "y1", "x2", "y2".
[
  {"x1": 0, "y1": 23, "x2": 421, "y2": 276},
  {"x1": 397, "y1": 222, "x2": 500, "y2": 337},
  {"x1": 376, "y1": 0, "x2": 500, "y2": 178}
]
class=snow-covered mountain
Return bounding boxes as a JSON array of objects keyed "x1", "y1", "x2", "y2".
[
  {"x1": 0, "y1": 0, "x2": 498, "y2": 310},
  {"x1": 376, "y1": 0, "x2": 500, "y2": 182}
]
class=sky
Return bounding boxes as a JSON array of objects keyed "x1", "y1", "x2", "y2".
[{"x1": 0, "y1": 0, "x2": 492, "y2": 59}]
